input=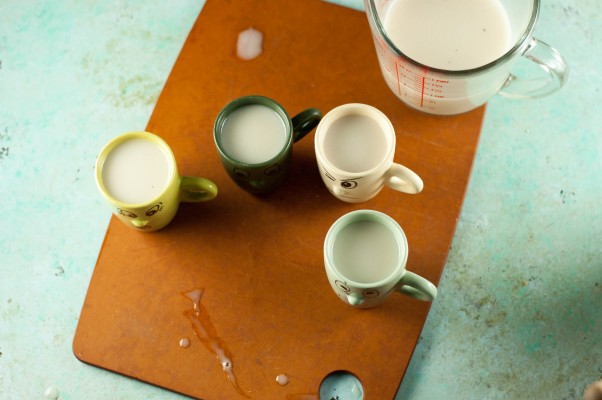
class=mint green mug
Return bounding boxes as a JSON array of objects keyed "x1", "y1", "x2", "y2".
[{"x1": 324, "y1": 210, "x2": 437, "y2": 308}]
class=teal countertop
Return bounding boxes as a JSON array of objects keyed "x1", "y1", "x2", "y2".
[{"x1": 1, "y1": 1, "x2": 600, "y2": 399}]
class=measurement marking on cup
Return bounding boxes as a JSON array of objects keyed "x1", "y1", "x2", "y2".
[
  {"x1": 395, "y1": 62, "x2": 402, "y2": 96},
  {"x1": 420, "y1": 67, "x2": 429, "y2": 108},
  {"x1": 420, "y1": 76, "x2": 426, "y2": 107}
]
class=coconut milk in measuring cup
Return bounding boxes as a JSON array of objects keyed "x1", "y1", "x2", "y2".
[{"x1": 364, "y1": 0, "x2": 568, "y2": 115}]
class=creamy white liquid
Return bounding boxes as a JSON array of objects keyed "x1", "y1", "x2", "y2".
[
  {"x1": 181, "y1": 288, "x2": 250, "y2": 398},
  {"x1": 276, "y1": 374, "x2": 289, "y2": 386},
  {"x1": 179, "y1": 337, "x2": 191, "y2": 348},
  {"x1": 384, "y1": 0, "x2": 512, "y2": 71},
  {"x1": 323, "y1": 114, "x2": 387, "y2": 173},
  {"x1": 102, "y1": 138, "x2": 171, "y2": 204},
  {"x1": 220, "y1": 104, "x2": 287, "y2": 164},
  {"x1": 236, "y1": 27, "x2": 263, "y2": 60},
  {"x1": 44, "y1": 386, "x2": 60, "y2": 400},
  {"x1": 333, "y1": 220, "x2": 399, "y2": 284}
]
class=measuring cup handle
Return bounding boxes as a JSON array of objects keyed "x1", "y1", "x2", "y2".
[
  {"x1": 499, "y1": 37, "x2": 568, "y2": 99},
  {"x1": 291, "y1": 108, "x2": 322, "y2": 143},
  {"x1": 385, "y1": 163, "x2": 424, "y2": 194}
]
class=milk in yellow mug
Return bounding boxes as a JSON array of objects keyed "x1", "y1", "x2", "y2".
[{"x1": 95, "y1": 131, "x2": 218, "y2": 231}]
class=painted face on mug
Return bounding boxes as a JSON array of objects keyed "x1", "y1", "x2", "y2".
[
  {"x1": 320, "y1": 164, "x2": 364, "y2": 200},
  {"x1": 233, "y1": 164, "x2": 282, "y2": 179},
  {"x1": 116, "y1": 202, "x2": 164, "y2": 230},
  {"x1": 335, "y1": 280, "x2": 380, "y2": 301},
  {"x1": 229, "y1": 163, "x2": 284, "y2": 193}
]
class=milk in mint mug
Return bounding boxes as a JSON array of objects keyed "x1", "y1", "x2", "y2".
[{"x1": 324, "y1": 209, "x2": 437, "y2": 308}]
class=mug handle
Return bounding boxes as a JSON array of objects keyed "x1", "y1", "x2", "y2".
[
  {"x1": 397, "y1": 271, "x2": 437, "y2": 302},
  {"x1": 291, "y1": 108, "x2": 322, "y2": 142},
  {"x1": 385, "y1": 163, "x2": 424, "y2": 194},
  {"x1": 179, "y1": 176, "x2": 218, "y2": 202},
  {"x1": 499, "y1": 38, "x2": 568, "y2": 99}
]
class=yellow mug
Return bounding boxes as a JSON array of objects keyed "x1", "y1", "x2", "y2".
[{"x1": 95, "y1": 131, "x2": 218, "y2": 231}]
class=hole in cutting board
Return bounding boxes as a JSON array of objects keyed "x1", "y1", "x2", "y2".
[{"x1": 319, "y1": 370, "x2": 364, "y2": 399}]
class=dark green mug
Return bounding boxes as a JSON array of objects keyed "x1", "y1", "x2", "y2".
[{"x1": 214, "y1": 95, "x2": 321, "y2": 194}]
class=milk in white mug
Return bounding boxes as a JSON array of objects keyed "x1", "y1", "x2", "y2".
[
  {"x1": 314, "y1": 103, "x2": 423, "y2": 203},
  {"x1": 322, "y1": 114, "x2": 388, "y2": 173}
]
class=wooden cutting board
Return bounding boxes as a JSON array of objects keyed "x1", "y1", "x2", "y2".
[{"x1": 73, "y1": 0, "x2": 485, "y2": 399}]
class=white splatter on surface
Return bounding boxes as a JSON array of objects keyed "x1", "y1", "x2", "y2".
[
  {"x1": 236, "y1": 27, "x2": 263, "y2": 60},
  {"x1": 44, "y1": 386, "x2": 59, "y2": 400},
  {"x1": 276, "y1": 373, "x2": 289, "y2": 386}
]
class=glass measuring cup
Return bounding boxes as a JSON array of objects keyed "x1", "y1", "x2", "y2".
[{"x1": 364, "y1": 0, "x2": 568, "y2": 115}]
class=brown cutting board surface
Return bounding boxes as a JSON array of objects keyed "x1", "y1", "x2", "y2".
[{"x1": 73, "y1": 0, "x2": 485, "y2": 399}]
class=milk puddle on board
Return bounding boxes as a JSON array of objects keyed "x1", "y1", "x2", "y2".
[
  {"x1": 181, "y1": 288, "x2": 251, "y2": 398},
  {"x1": 181, "y1": 289, "x2": 302, "y2": 398}
]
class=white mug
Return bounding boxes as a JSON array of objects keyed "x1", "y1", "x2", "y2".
[
  {"x1": 314, "y1": 103, "x2": 423, "y2": 203},
  {"x1": 324, "y1": 209, "x2": 437, "y2": 308}
]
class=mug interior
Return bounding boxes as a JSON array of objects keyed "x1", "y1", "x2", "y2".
[
  {"x1": 214, "y1": 95, "x2": 293, "y2": 167},
  {"x1": 95, "y1": 131, "x2": 177, "y2": 207},
  {"x1": 325, "y1": 210, "x2": 408, "y2": 288},
  {"x1": 316, "y1": 103, "x2": 395, "y2": 176}
]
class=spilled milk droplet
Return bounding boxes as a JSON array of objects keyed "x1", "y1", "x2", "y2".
[
  {"x1": 44, "y1": 386, "x2": 59, "y2": 400},
  {"x1": 276, "y1": 374, "x2": 289, "y2": 386},
  {"x1": 351, "y1": 381, "x2": 363, "y2": 398},
  {"x1": 236, "y1": 27, "x2": 263, "y2": 60},
  {"x1": 179, "y1": 337, "x2": 191, "y2": 348}
]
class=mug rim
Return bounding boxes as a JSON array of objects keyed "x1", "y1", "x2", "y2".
[
  {"x1": 324, "y1": 209, "x2": 409, "y2": 289},
  {"x1": 213, "y1": 95, "x2": 294, "y2": 168},
  {"x1": 314, "y1": 103, "x2": 396, "y2": 177},
  {"x1": 366, "y1": 0, "x2": 540, "y2": 76},
  {"x1": 95, "y1": 131, "x2": 178, "y2": 208}
]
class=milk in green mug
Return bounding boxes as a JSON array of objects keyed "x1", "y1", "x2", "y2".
[{"x1": 214, "y1": 95, "x2": 321, "y2": 194}]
